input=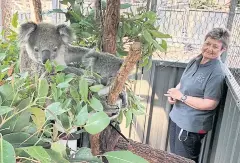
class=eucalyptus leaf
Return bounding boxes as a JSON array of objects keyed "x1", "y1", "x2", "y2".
[
  {"x1": 0, "y1": 139, "x2": 16, "y2": 163},
  {"x1": 45, "y1": 102, "x2": 66, "y2": 120},
  {"x1": 70, "y1": 86, "x2": 80, "y2": 102},
  {"x1": 56, "y1": 73, "x2": 65, "y2": 84},
  {"x1": 152, "y1": 40, "x2": 165, "y2": 52},
  {"x1": 37, "y1": 78, "x2": 49, "y2": 106},
  {"x1": 59, "y1": 113, "x2": 71, "y2": 129},
  {"x1": 0, "y1": 53, "x2": 6, "y2": 61},
  {"x1": 79, "y1": 77, "x2": 88, "y2": 101},
  {"x1": 161, "y1": 40, "x2": 168, "y2": 51},
  {"x1": 70, "y1": 147, "x2": 102, "y2": 162},
  {"x1": 51, "y1": 142, "x2": 67, "y2": 158},
  {"x1": 3, "y1": 132, "x2": 45, "y2": 148},
  {"x1": 51, "y1": 84, "x2": 63, "y2": 101},
  {"x1": 55, "y1": 65, "x2": 66, "y2": 72},
  {"x1": 0, "y1": 106, "x2": 14, "y2": 116},
  {"x1": 45, "y1": 9, "x2": 66, "y2": 15},
  {"x1": 149, "y1": 30, "x2": 171, "y2": 38},
  {"x1": 45, "y1": 149, "x2": 69, "y2": 163},
  {"x1": 60, "y1": 0, "x2": 68, "y2": 5},
  {"x1": 84, "y1": 112, "x2": 110, "y2": 135},
  {"x1": 104, "y1": 151, "x2": 148, "y2": 163},
  {"x1": 29, "y1": 108, "x2": 45, "y2": 130},
  {"x1": 125, "y1": 109, "x2": 132, "y2": 128},
  {"x1": 16, "y1": 97, "x2": 31, "y2": 111},
  {"x1": 142, "y1": 30, "x2": 153, "y2": 43},
  {"x1": 0, "y1": 84, "x2": 14, "y2": 104},
  {"x1": 44, "y1": 60, "x2": 52, "y2": 73},
  {"x1": 62, "y1": 99, "x2": 72, "y2": 110},
  {"x1": 89, "y1": 84, "x2": 104, "y2": 92},
  {"x1": 74, "y1": 104, "x2": 88, "y2": 126},
  {"x1": 12, "y1": 111, "x2": 31, "y2": 132},
  {"x1": 22, "y1": 146, "x2": 51, "y2": 163},
  {"x1": 57, "y1": 82, "x2": 70, "y2": 89},
  {"x1": 89, "y1": 97, "x2": 103, "y2": 111}
]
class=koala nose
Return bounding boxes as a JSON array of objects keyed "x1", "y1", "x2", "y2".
[{"x1": 42, "y1": 50, "x2": 51, "y2": 64}]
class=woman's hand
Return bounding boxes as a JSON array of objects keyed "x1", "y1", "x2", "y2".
[
  {"x1": 167, "y1": 96, "x2": 177, "y2": 104},
  {"x1": 164, "y1": 88, "x2": 183, "y2": 101}
]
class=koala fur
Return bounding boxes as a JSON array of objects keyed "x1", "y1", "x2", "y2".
[
  {"x1": 19, "y1": 22, "x2": 127, "y2": 113},
  {"x1": 19, "y1": 22, "x2": 123, "y2": 84}
]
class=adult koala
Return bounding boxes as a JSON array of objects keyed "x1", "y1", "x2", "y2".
[
  {"x1": 19, "y1": 22, "x2": 127, "y2": 110},
  {"x1": 19, "y1": 22, "x2": 86, "y2": 76},
  {"x1": 19, "y1": 22, "x2": 123, "y2": 85}
]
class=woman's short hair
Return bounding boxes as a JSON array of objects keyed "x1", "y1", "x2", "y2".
[{"x1": 204, "y1": 28, "x2": 230, "y2": 49}]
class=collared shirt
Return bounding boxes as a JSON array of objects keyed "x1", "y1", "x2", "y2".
[{"x1": 169, "y1": 55, "x2": 226, "y2": 133}]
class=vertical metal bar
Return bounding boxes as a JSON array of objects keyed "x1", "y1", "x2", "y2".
[
  {"x1": 145, "y1": 64, "x2": 158, "y2": 144},
  {"x1": 150, "y1": 0, "x2": 158, "y2": 12},
  {"x1": 142, "y1": 62, "x2": 156, "y2": 144},
  {"x1": 222, "y1": 0, "x2": 237, "y2": 63},
  {"x1": 52, "y1": 0, "x2": 58, "y2": 24},
  {"x1": 0, "y1": 0, "x2": 2, "y2": 37},
  {"x1": 163, "y1": 67, "x2": 177, "y2": 151}
]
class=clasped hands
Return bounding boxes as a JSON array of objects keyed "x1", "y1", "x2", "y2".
[{"x1": 164, "y1": 88, "x2": 183, "y2": 104}]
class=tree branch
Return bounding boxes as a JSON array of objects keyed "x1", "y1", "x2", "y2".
[{"x1": 107, "y1": 42, "x2": 141, "y2": 105}]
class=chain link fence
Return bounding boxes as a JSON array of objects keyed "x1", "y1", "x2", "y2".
[
  {"x1": 153, "y1": 0, "x2": 240, "y2": 88},
  {"x1": 1, "y1": 0, "x2": 240, "y2": 86}
]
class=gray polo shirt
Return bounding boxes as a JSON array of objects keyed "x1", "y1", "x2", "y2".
[{"x1": 169, "y1": 55, "x2": 226, "y2": 133}]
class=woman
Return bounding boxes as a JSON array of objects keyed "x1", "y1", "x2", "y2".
[{"x1": 164, "y1": 28, "x2": 230, "y2": 162}]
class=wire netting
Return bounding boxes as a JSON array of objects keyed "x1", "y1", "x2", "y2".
[
  {"x1": 153, "y1": 0, "x2": 240, "y2": 88},
  {"x1": 1, "y1": 0, "x2": 240, "y2": 86}
]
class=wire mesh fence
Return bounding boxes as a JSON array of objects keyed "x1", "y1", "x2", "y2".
[
  {"x1": 1, "y1": 0, "x2": 240, "y2": 86},
  {"x1": 153, "y1": 0, "x2": 240, "y2": 88}
]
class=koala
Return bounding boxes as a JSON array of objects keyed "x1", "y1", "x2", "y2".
[
  {"x1": 19, "y1": 22, "x2": 127, "y2": 112},
  {"x1": 19, "y1": 22, "x2": 88, "y2": 76},
  {"x1": 81, "y1": 49, "x2": 124, "y2": 85},
  {"x1": 19, "y1": 22, "x2": 123, "y2": 84}
]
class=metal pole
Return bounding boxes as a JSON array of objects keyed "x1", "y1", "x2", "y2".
[
  {"x1": 222, "y1": 0, "x2": 237, "y2": 63},
  {"x1": 0, "y1": 0, "x2": 3, "y2": 36},
  {"x1": 52, "y1": 0, "x2": 58, "y2": 24},
  {"x1": 150, "y1": 0, "x2": 158, "y2": 12}
]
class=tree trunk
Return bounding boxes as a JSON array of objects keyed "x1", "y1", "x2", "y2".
[
  {"x1": 32, "y1": 0, "x2": 43, "y2": 23},
  {"x1": 102, "y1": 0, "x2": 120, "y2": 54},
  {"x1": 107, "y1": 42, "x2": 141, "y2": 104},
  {"x1": 115, "y1": 138, "x2": 195, "y2": 163}
]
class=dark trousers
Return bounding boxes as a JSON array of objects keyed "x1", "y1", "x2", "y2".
[{"x1": 169, "y1": 120, "x2": 206, "y2": 163}]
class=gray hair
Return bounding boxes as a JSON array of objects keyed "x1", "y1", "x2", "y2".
[{"x1": 204, "y1": 28, "x2": 230, "y2": 49}]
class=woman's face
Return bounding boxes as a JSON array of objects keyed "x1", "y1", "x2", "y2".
[{"x1": 201, "y1": 37, "x2": 226, "y2": 59}]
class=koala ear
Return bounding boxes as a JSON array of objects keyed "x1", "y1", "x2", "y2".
[
  {"x1": 57, "y1": 24, "x2": 73, "y2": 43},
  {"x1": 19, "y1": 22, "x2": 37, "y2": 43}
]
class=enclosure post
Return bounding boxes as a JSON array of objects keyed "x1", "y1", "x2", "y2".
[
  {"x1": 0, "y1": 0, "x2": 2, "y2": 36},
  {"x1": 52, "y1": 0, "x2": 58, "y2": 24},
  {"x1": 150, "y1": 0, "x2": 158, "y2": 12},
  {"x1": 222, "y1": 0, "x2": 237, "y2": 63}
]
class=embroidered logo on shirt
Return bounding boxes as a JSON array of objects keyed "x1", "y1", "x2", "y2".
[{"x1": 195, "y1": 73, "x2": 205, "y2": 83}]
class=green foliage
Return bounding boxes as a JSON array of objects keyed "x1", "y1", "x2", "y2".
[
  {"x1": 0, "y1": 137, "x2": 16, "y2": 163},
  {"x1": 118, "y1": 9, "x2": 171, "y2": 66},
  {"x1": 104, "y1": 151, "x2": 149, "y2": 163},
  {"x1": 0, "y1": 64, "x2": 148, "y2": 162},
  {"x1": 190, "y1": 0, "x2": 225, "y2": 9},
  {"x1": 0, "y1": 12, "x2": 20, "y2": 82}
]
